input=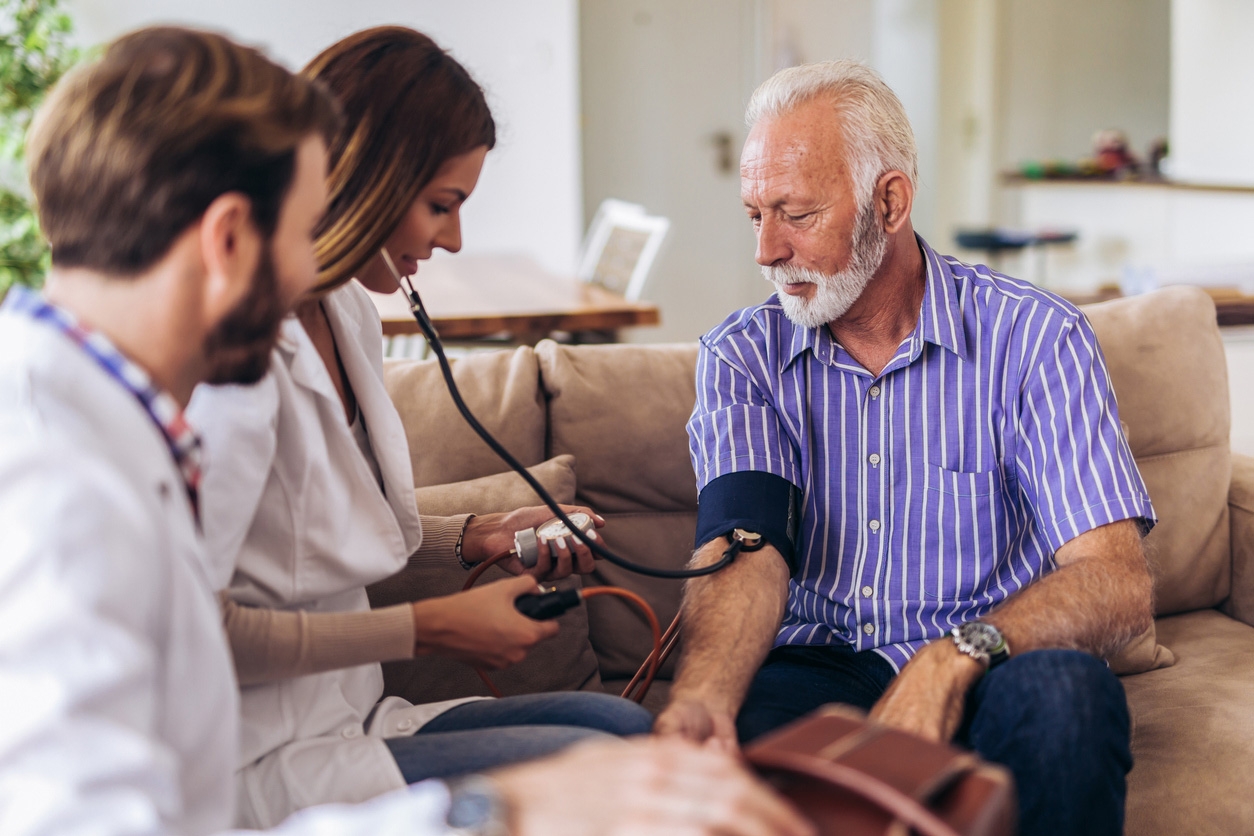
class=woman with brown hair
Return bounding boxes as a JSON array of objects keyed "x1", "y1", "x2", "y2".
[{"x1": 188, "y1": 27, "x2": 651, "y2": 830}]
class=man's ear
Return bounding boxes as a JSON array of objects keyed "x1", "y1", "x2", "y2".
[
  {"x1": 198, "y1": 192, "x2": 262, "y2": 322},
  {"x1": 876, "y1": 171, "x2": 914, "y2": 234}
]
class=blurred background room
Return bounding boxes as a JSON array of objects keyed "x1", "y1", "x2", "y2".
[{"x1": 4, "y1": 0, "x2": 1254, "y2": 448}]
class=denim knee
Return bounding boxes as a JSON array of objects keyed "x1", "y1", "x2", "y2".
[
  {"x1": 971, "y1": 648, "x2": 1130, "y2": 749},
  {"x1": 964, "y1": 650, "x2": 1131, "y2": 836}
]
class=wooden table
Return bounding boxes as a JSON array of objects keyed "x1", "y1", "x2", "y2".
[
  {"x1": 1061, "y1": 286, "x2": 1254, "y2": 327},
  {"x1": 367, "y1": 254, "x2": 660, "y2": 345}
]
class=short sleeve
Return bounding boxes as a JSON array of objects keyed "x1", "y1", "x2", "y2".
[
  {"x1": 686, "y1": 336, "x2": 802, "y2": 491},
  {"x1": 1013, "y1": 313, "x2": 1156, "y2": 553}
]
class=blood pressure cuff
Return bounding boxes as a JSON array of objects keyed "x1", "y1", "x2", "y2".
[{"x1": 695, "y1": 471, "x2": 802, "y2": 574}]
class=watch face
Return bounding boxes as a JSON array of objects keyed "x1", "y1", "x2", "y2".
[
  {"x1": 536, "y1": 512, "x2": 591, "y2": 541},
  {"x1": 961, "y1": 622, "x2": 1003, "y2": 654}
]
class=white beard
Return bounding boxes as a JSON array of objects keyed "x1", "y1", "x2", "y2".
[{"x1": 763, "y1": 200, "x2": 888, "y2": 329}]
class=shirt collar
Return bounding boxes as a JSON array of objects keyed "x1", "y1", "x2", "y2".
[
  {"x1": 782, "y1": 234, "x2": 969, "y2": 368},
  {"x1": 2, "y1": 286, "x2": 203, "y2": 517}
]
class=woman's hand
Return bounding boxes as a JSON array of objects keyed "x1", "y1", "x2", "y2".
[
  {"x1": 461, "y1": 505, "x2": 606, "y2": 579},
  {"x1": 411, "y1": 576, "x2": 560, "y2": 669}
]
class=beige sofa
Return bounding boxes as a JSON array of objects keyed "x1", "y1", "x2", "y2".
[{"x1": 371, "y1": 285, "x2": 1254, "y2": 836}]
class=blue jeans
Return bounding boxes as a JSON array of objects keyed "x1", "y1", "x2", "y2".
[
  {"x1": 737, "y1": 645, "x2": 1132, "y2": 836},
  {"x1": 384, "y1": 691, "x2": 653, "y2": 783}
]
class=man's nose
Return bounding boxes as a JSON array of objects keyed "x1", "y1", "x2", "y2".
[{"x1": 755, "y1": 216, "x2": 791, "y2": 267}]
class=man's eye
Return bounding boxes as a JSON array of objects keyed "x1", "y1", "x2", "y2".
[{"x1": 787, "y1": 212, "x2": 811, "y2": 222}]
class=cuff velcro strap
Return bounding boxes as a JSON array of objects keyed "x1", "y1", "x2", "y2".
[{"x1": 695, "y1": 471, "x2": 800, "y2": 573}]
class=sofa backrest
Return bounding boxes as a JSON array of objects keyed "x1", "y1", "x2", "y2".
[
  {"x1": 384, "y1": 348, "x2": 547, "y2": 486},
  {"x1": 1081, "y1": 286, "x2": 1232, "y2": 615}
]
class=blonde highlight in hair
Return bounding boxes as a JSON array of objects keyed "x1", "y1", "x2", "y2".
[
  {"x1": 746, "y1": 60, "x2": 916, "y2": 204},
  {"x1": 27, "y1": 26, "x2": 340, "y2": 274},
  {"x1": 303, "y1": 27, "x2": 496, "y2": 293}
]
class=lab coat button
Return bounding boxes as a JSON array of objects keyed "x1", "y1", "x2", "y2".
[
  {"x1": 396, "y1": 719, "x2": 414, "y2": 732},
  {"x1": 341, "y1": 726, "x2": 361, "y2": 739}
]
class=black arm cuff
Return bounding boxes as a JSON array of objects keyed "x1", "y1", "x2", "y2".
[{"x1": 695, "y1": 471, "x2": 801, "y2": 574}]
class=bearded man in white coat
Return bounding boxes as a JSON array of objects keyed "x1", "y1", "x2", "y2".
[{"x1": 0, "y1": 26, "x2": 814, "y2": 836}]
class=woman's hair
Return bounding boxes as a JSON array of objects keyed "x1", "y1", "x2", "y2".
[{"x1": 304, "y1": 27, "x2": 496, "y2": 292}]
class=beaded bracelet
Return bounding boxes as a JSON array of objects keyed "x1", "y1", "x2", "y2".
[{"x1": 455, "y1": 514, "x2": 477, "y2": 571}]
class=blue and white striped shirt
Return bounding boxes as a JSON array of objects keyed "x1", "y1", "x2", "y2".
[{"x1": 687, "y1": 237, "x2": 1155, "y2": 671}]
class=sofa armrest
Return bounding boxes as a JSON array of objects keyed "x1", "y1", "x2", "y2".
[{"x1": 1223, "y1": 453, "x2": 1254, "y2": 627}]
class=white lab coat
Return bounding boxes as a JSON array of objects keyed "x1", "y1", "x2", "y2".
[
  {"x1": 189, "y1": 281, "x2": 478, "y2": 829},
  {"x1": 0, "y1": 306, "x2": 453, "y2": 834}
]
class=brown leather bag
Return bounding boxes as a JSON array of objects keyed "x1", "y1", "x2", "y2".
[{"x1": 744, "y1": 705, "x2": 1017, "y2": 836}]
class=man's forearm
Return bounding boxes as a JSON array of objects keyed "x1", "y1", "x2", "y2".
[
  {"x1": 670, "y1": 538, "x2": 792, "y2": 714},
  {"x1": 984, "y1": 519, "x2": 1153, "y2": 660}
]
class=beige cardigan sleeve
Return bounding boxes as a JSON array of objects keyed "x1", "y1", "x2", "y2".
[
  {"x1": 220, "y1": 594, "x2": 416, "y2": 687},
  {"x1": 412, "y1": 513, "x2": 473, "y2": 561},
  {"x1": 219, "y1": 515, "x2": 473, "y2": 686}
]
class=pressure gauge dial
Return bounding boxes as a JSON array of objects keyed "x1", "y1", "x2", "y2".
[{"x1": 514, "y1": 512, "x2": 595, "y2": 568}]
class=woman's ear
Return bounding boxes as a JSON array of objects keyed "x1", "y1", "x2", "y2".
[
  {"x1": 877, "y1": 171, "x2": 914, "y2": 234},
  {"x1": 198, "y1": 192, "x2": 262, "y2": 323}
]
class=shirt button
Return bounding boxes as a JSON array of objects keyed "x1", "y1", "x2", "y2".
[
  {"x1": 869, "y1": 385, "x2": 881, "y2": 399},
  {"x1": 868, "y1": 519, "x2": 881, "y2": 532},
  {"x1": 863, "y1": 623, "x2": 875, "y2": 635},
  {"x1": 868, "y1": 453, "x2": 881, "y2": 466},
  {"x1": 340, "y1": 726, "x2": 361, "y2": 739},
  {"x1": 862, "y1": 586, "x2": 873, "y2": 597}
]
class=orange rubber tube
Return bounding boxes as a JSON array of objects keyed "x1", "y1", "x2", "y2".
[
  {"x1": 459, "y1": 552, "x2": 667, "y2": 704},
  {"x1": 580, "y1": 587, "x2": 663, "y2": 704},
  {"x1": 621, "y1": 611, "x2": 681, "y2": 703}
]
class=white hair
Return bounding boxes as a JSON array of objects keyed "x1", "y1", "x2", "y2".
[{"x1": 745, "y1": 60, "x2": 917, "y2": 204}]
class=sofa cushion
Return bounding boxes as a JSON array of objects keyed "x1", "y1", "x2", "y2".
[
  {"x1": 369, "y1": 455, "x2": 602, "y2": 702},
  {"x1": 1223, "y1": 453, "x2": 1254, "y2": 627},
  {"x1": 536, "y1": 341, "x2": 700, "y2": 686},
  {"x1": 413, "y1": 454, "x2": 576, "y2": 517},
  {"x1": 536, "y1": 340, "x2": 700, "y2": 514},
  {"x1": 1122, "y1": 609, "x2": 1254, "y2": 835},
  {"x1": 1082, "y1": 287, "x2": 1231, "y2": 615},
  {"x1": 384, "y1": 346, "x2": 546, "y2": 488}
]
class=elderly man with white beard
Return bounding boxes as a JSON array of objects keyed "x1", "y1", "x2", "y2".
[{"x1": 653, "y1": 60, "x2": 1158, "y2": 836}]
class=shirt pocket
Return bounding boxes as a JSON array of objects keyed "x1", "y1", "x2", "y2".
[{"x1": 918, "y1": 463, "x2": 1005, "y2": 601}]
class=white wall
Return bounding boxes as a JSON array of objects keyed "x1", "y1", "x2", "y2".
[
  {"x1": 870, "y1": 0, "x2": 938, "y2": 244},
  {"x1": 935, "y1": 0, "x2": 998, "y2": 241},
  {"x1": 1170, "y1": 0, "x2": 1254, "y2": 186},
  {"x1": 767, "y1": 0, "x2": 939, "y2": 242},
  {"x1": 65, "y1": 0, "x2": 584, "y2": 274},
  {"x1": 994, "y1": 0, "x2": 1170, "y2": 174}
]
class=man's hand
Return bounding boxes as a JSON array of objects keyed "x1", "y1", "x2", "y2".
[
  {"x1": 653, "y1": 695, "x2": 740, "y2": 753},
  {"x1": 410, "y1": 575, "x2": 559, "y2": 669},
  {"x1": 461, "y1": 505, "x2": 606, "y2": 579},
  {"x1": 493, "y1": 736, "x2": 816, "y2": 836},
  {"x1": 868, "y1": 638, "x2": 984, "y2": 743}
]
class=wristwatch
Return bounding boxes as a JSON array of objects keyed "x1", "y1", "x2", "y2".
[
  {"x1": 445, "y1": 775, "x2": 511, "y2": 836},
  {"x1": 950, "y1": 621, "x2": 1010, "y2": 669}
]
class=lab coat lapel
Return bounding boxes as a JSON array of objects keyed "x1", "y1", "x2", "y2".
[
  {"x1": 321, "y1": 284, "x2": 424, "y2": 553},
  {"x1": 279, "y1": 316, "x2": 340, "y2": 404}
]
